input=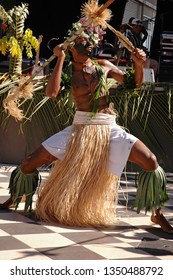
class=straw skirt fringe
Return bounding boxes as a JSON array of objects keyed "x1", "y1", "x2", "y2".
[{"x1": 36, "y1": 123, "x2": 119, "y2": 226}]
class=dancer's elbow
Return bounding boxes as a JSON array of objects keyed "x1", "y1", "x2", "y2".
[
  {"x1": 46, "y1": 89, "x2": 59, "y2": 99},
  {"x1": 46, "y1": 84, "x2": 62, "y2": 99}
]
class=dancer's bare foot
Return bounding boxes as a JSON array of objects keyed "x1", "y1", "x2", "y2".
[
  {"x1": 0, "y1": 195, "x2": 26, "y2": 210},
  {"x1": 151, "y1": 213, "x2": 173, "y2": 234},
  {"x1": 0, "y1": 198, "x2": 14, "y2": 210}
]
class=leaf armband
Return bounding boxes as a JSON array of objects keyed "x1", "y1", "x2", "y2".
[{"x1": 124, "y1": 67, "x2": 136, "y2": 90}]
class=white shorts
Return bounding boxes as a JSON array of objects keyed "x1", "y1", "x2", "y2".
[{"x1": 42, "y1": 111, "x2": 138, "y2": 177}]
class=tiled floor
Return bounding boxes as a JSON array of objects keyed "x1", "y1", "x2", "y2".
[{"x1": 0, "y1": 165, "x2": 173, "y2": 260}]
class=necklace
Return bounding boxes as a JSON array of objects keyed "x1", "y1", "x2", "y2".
[
  {"x1": 83, "y1": 66, "x2": 93, "y2": 74},
  {"x1": 73, "y1": 60, "x2": 93, "y2": 74}
]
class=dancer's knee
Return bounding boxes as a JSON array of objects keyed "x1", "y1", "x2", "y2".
[
  {"x1": 21, "y1": 157, "x2": 37, "y2": 174},
  {"x1": 146, "y1": 152, "x2": 158, "y2": 171}
]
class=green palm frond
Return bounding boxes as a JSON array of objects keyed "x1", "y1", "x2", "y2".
[
  {"x1": 110, "y1": 81, "x2": 173, "y2": 170},
  {"x1": 1, "y1": 67, "x2": 173, "y2": 170}
]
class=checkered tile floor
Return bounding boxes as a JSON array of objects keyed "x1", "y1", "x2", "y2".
[{"x1": 0, "y1": 165, "x2": 173, "y2": 260}]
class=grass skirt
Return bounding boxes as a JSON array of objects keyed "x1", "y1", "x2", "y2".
[{"x1": 36, "y1": 121, "x2": 119, "y2": 226}]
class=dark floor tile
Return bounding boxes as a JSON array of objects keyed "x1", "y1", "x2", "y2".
[
  {"x1": 38, "y1": 245, "x2": 105, "y2": 260},
  {"x1": 0, "y1": 222, "x2": 55, "y2": 235},
  {"x1": 0, "y1": 236, "x2": 30, "y2": 250},
  {"x1": 146, "y1": 227, "x2": 173, "y2": 240},
  {"x1": 0, "y1": 196, "x2": 9, "y2": 203},
  {"x1": 137, "y1": 237, "x2": 173, "y2": 255},
  {"x1": 112, "y1": 256, "x2": 160, "y2": 260}
]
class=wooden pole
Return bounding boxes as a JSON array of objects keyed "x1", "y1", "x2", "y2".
[
  {"x1": 27, "y1": 0, "x2": 116, "y2": 80},
  {"x1": 97, "y1": 0, "x2": 115, "y2": 15}
]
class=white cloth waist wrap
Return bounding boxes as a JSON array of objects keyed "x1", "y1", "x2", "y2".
[
  {"x1": 38, "y1": 109, "x2": 138, "y2": 226},
  {"x1": 42, "y1": 110, "x2": 138, "y2": 177},
  {"x1": 73, "y1": 111, "x2": 116, "y2": 125}
]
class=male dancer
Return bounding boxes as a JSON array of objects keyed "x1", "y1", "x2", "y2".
[{"x1": 0, "y1": 2, "x2": 172, "y2": 233}]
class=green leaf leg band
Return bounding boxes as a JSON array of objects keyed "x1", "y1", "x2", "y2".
[
  {"x1": 132, "y1": 166, "x2": 169, "y2": 214},
  {"x1": 8, "y1": 166, "x2": 40, "y2": 212}
]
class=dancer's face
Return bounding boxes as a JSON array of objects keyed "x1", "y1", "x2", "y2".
[{"x1": 74, "y1": 36, "x2": 96, "y2": 57}]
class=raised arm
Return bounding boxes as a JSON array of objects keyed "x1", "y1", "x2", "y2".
[
  {"x1": 46, "y1": 44, "x2": 66, "y2": 99},
  {"x1": 131, "y1": 48, "x2": 146, "y2": 87},
  {"x1": 107, "y1": 47, "x2": 146, "y2": 88}
]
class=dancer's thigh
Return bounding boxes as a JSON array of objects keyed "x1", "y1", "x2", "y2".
[
  {"x1": 108, "y1": 126, "x2": 138, "y2": 177},
  {"x1": 42, "y1": 125, "x2": 73, "y2": 160}
]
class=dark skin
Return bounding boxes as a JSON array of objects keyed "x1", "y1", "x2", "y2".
[{"x1": 0, "y1": 36, "x2": 172, "y2": 233}]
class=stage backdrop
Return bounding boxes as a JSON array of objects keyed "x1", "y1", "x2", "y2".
[{"x1": 150, "y1": 0, "x2": 173, "y2": 61}]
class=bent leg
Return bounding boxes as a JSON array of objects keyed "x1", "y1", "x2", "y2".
[
  {"x1": 20, "y1": 145, "x2": 57, "y2": 174},
  {"x1": 128, "y1": 139, "x2": 158, "y2": 170},
  {"x1": 0, "y1": 145, "x2": 57, "y2": 210},
  {"x1": 128, "y1": 140, "x2": 173, "y2": 234}
]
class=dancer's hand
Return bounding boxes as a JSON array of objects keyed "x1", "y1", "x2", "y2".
[
  {"x1": 131, "y1": 48, "x2": 146, "y2": 67},
  {"x1": 53, "y1": 44, "x2": 65, "y2": 59}
]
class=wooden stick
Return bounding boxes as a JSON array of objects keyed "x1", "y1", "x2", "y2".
[
  {"x1": 26, "y1": 0, "x2": 116, "y2": 82},
  {"x1": 4, "y1": 0, "x2": 117, "y2": 120},
  {"x1": 34, "y1": 35, "x2": 43, "y2": 67},
  {"x1": 97, "y1": 0, "x2": 115, "y2": 15},
  {"x1": 28, "y1": 54, "x2": 56, "y2": 81}
]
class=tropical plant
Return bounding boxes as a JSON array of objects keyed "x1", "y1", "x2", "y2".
[
  {"x1": 0, "y1": 1, "x2": 173, "y2": 172},
  {"x1": 0, "y1": 2, "x2": 39, "y2": 75}
]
